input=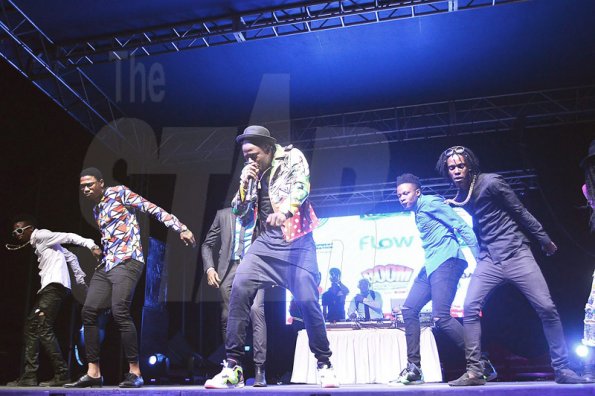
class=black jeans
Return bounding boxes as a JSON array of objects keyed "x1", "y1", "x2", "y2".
[
  {"x1": 220, "y1": 260, "x2": 267, "y2": 365},
  {"x1": 226, "y1": 253, "x2": 331, "y2": 365},
  {"x1": 82, "y1": 259, "x2": 144, "y2": 364},
  {"x1": 463, "y1": 246, "x2": 569, "y2": 376},
  {"x1": 22, "y1": 283, "x2": 69, "y2": 379},
  {"x1": 402, "y1": 258, "x2": 467, "y2": 366}
]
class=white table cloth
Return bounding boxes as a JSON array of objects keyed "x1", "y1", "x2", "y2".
[{"x1": 291, "y1": 327, "x2": 442, "y2": 384}]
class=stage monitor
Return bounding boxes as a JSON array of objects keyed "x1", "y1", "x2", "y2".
[{"x1": 286, "y1": 208, "x2": 476, "y2": 324}]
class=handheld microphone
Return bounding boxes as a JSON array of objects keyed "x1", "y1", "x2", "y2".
[
  {"x1": 247, "y1": 178, "x2": 255, "y2": 197},
  {"x1": 244, "y1": 159, "x2": 257, "y2": 201}
]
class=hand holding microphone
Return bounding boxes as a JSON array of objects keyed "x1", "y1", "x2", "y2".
[{"x1": 241, "y1": 158, "x2": 259, "y2": 197}]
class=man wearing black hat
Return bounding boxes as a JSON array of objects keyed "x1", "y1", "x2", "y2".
[{"x1": 205, "y1": 126, "x2": 338, "y2": 389}]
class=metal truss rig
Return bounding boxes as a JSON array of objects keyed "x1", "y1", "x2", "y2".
[
  {"x1": 308, "y1": 169, "x2": 538, "y2": 209},
  {"x1": 169, "y1": 84, "x2": 595, "y2": 162},
  {"x1": 0, "y1": 0, "x2": 126, "y2": 144},
  {"x1": 58, "y1": 0, "x2": 529, "y2": 67},
  {"x1": 283, "y1": 85, "x2": 595, "y2": 151}
]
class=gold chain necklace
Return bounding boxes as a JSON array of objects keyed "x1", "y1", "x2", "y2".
[
  {"x1": 445, "y1": 174, "x2": 477, "y2": 207},
  {"x1": 5, "y1": 241, "x2": 31, "y2": 251},
  {"x1": 257, "y1": 167, "x2": 272, "y2": 189}
]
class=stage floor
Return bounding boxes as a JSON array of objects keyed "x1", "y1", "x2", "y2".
[{"x1": 1, "y1": 382, "x2": 595, "y2": 396}]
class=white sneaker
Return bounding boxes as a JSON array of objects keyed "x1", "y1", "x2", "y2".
[
  {"x1": 317, "y1": 363, "x2": 339, "y2": 388},
  {"x1": 204, "y1": 360, "x2": 245, "y2": 389}
]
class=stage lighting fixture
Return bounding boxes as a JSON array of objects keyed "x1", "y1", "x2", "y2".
[
  {"x1": 576, "y1": 344, "x2": 589, "y2": 359},
  {"x1": 146, "y1": 353, "x2": 170, "y2": 383},
  {"x1": 148, "y1": 353, "x2": 169, "y2": 366}
]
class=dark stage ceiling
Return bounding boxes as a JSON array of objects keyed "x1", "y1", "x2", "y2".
[{"x1": 2, "y1": 0, "x2": 595, "y2": 133}]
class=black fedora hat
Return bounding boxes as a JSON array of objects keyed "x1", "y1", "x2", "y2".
[
  {"x1": 235, "y1": 125, "x2": 277, "y2": 145},
  {"x1": 580, "y1": 139, "x2": 595, "y2": 169}
]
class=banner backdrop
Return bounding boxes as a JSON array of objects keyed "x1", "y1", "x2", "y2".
[{"x1": 286, "y1": 209, "x2": 476, "y2": 324}]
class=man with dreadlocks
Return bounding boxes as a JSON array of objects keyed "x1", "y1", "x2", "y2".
[{"x1": 436, "y1": 146, "x2": 584, "y2": 386}]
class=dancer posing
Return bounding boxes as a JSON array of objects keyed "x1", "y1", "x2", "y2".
[
  {"x1": 6, "y1": 215, "x2": 97, "y2": 387},
  {"x1": 66, "y1": 167, "x2": 195, "y2": 388},
  {"x1": 436, "y1": 146, "x2": 584, "y2": 385}
]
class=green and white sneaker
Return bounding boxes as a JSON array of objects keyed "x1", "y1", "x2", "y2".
[
  {"x1": 389, "y1": 362, "x2": 424, "y2": 385},
  {"x1": 204, "y1": 360, "x2": 245, "y2": 389}
]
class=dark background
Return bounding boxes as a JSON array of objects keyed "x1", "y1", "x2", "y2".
[{"x1": 1, "y1": 0, "x2": 595, "y2": 385}]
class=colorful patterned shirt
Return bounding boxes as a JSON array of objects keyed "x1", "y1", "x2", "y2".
[
  {"x1": 93, "y1": 185, "x2": 186, "y2": 271},
  {"x1": 232, "y1": 144, "x2": 319, "y2": 242}
]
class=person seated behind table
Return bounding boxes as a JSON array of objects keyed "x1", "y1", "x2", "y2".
[
  {"x1": 347, "y1": 278, "x2": 383, "y2": 320},
  {"x1": 321, "y1": 268, "x2": 349, "y2": 322}
]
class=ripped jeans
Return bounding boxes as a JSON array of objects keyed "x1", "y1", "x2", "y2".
[
  {"x1": 402, "y1": 258, "x2": 466, "y2": 366},
  {"x1": 22, "y1": 283, "x2": 69, "y2": 379}
]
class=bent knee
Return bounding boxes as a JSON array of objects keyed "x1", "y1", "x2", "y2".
[{"x1": 82, "y1": 305, "x2": 100, "y2": 323}]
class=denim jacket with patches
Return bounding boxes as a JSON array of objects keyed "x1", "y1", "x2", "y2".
[{"x1": 232, "y1": 144, "x2": 318, "y2": 242}]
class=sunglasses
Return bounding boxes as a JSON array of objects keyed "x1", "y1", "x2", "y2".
[
  {"x1": 12, "y1": 225, "x2": 32, "y2": 237},
  {"x1": 444, "y1": 146, "x2": 466, "y2": 157}
]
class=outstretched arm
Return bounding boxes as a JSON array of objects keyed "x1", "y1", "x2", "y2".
[
  {"x1": 120, "y1": 186, "x2": 196, "y2": 247},
  {"x1": 63, "y1": 249, "x2": 88, "y2": 286}
]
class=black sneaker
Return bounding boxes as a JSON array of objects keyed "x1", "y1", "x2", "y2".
[
  {"x1": 390, "y1": 362, "x2": 424, "y2": 385},
  {"x1": 448, "y1": 372, "x2": 486, "y2": 386},
  {"x1": 254, "y1": 364, "x2": 267, "y2": 387},
  {"x1": 481, "y1": 359, "x2": 498, "y2": 382},
  {"x1": 39, "y1": 373, "x2": 70, "y2": 387},
  {"x1": 64, "y1": 374, "x2": 103, "y2": 388},
  {"x1": 6, "y1": 376, "x2": 37, "y2": 387},
  {"x1": 119, "y1": 372, "x2": 144, "y2": 388},
  {"x1": 555, "y1": 368, "x2": 586, "y2": 384}
]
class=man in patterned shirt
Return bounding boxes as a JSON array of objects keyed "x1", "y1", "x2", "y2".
[{"x1": 66, "y1": 167, "x2": 195, "y2": 388}]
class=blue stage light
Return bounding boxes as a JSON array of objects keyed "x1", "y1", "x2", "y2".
[
  {"x1": 576, "y1": 344, "x2": 589, "y2": 359},
  {"x1": 148, "y1": 355, "x2": 157, "y2": 365}
]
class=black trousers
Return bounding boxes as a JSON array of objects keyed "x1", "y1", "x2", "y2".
[
  {"x1": 226, "y1": 253, "x2": 331, "y2": 365},
  {"x1": 220, "y1": 260, "x2": 267, "y2": 365},
  {"x1": 82, "y1": 259, "x2": 144, "y2": 364},
  {"x1": 22, "y1": 283, "x2": 69, "y2": 379},
  {"x1": 402, "y1": 258, "x2": 467, "y2": 366},
  {"x1": 463, "y1": 246, "x2": 569, "y2": 375}
]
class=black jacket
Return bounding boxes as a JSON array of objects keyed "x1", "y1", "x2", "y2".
[{"x1": 463, "y1": 173, "x2": 551, "y2": 263}]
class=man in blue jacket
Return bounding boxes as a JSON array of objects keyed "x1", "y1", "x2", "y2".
[{"x1": 392, "y1": 173, "x2": 495, "y2": 385}]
